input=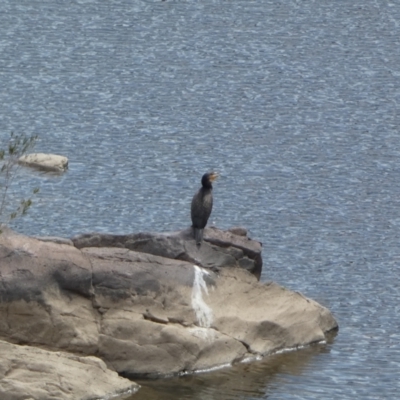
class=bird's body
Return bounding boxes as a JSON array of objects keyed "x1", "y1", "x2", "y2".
[{"x1": 191, "y1": 172, "x2": 218, "y2": 247}]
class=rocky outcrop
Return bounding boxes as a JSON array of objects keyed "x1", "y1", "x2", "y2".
[
  {"x1": 0, "y1": 340, "x2": 139, "y2": 400},
  {"x1": 0, "y1": 226, "x2": 338, "y2": 397},
  {"x1": 18, "y1": 153, "x2": 68, "y2": 172},
  {"x1": 71, "y1": 226, "x2": 263, "y2": 279}
]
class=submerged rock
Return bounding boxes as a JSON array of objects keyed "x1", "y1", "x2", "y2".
[
  {"x1": 18, "y1": 153, "x2": 68, "y2": 172},
  {"x1": 0, "y1": 226, "x2": 338, "y2": 397}
]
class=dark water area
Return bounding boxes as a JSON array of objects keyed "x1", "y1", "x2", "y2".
[
  {"x1": 133, "y1": 333, "x2": 339, "y2": 400},
  {"x1": 1, "y1": 0, "x2": 400, "y2": 399},
  {"x1": 132, "y1": 337, "x2": 333, "y2": 400}
]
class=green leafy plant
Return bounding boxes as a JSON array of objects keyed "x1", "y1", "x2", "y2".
[{"x1": 0, "y1": 132, "x2": 40, "y2": 232}]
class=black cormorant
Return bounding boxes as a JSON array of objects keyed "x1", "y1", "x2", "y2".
[{"x1": 191, "y1": 171, "x2": 218, "y2": 247}]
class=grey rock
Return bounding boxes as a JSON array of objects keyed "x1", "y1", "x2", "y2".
[
  {"x1": 72, "y1": 226, "x2": 263, "y2": 279},
  {"x1": 227, "y1": 226, "x2": 248, "y2": 236},
  {"x1": 33, "y1": 236, "x2": 74, "y2": 246},
  {"x1": 0, "y1": 227, "x2": 338, "y2": 391},
  {"x1": 18, "y1": 153, "x2": 68, "y2": 172},
  {"x1": 0, "y1": 340, "x2": 139, "y2": 400}
]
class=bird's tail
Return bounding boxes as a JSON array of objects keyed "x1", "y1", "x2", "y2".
[{"x1": 194, "y1": 228, "x2": 203, "y2": 248}]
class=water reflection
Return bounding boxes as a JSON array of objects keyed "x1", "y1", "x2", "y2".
[{"x1": 129, "y1": 331, "x2": 337, "y2": 400}]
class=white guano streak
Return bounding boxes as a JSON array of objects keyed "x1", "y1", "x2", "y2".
[{"x1": 191, "y1": 265, "x2": 213, "y2": 328}]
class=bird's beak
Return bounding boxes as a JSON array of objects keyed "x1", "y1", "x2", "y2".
[{"x1": 209, "y1": 172, "x2": 219, "y2": 182}]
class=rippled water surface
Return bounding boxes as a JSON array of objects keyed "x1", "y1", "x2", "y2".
[{"x1": 1, "y1": 0, "x2": 400, "y2": 399}]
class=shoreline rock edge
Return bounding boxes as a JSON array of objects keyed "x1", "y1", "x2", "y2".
[{"x1": 0, "y1": 227, "x2": 338, "y2": 398}]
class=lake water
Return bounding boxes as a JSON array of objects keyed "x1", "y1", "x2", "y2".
[{"x1": 1, "y1": 0, "x2": 400, "y2": 399}]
